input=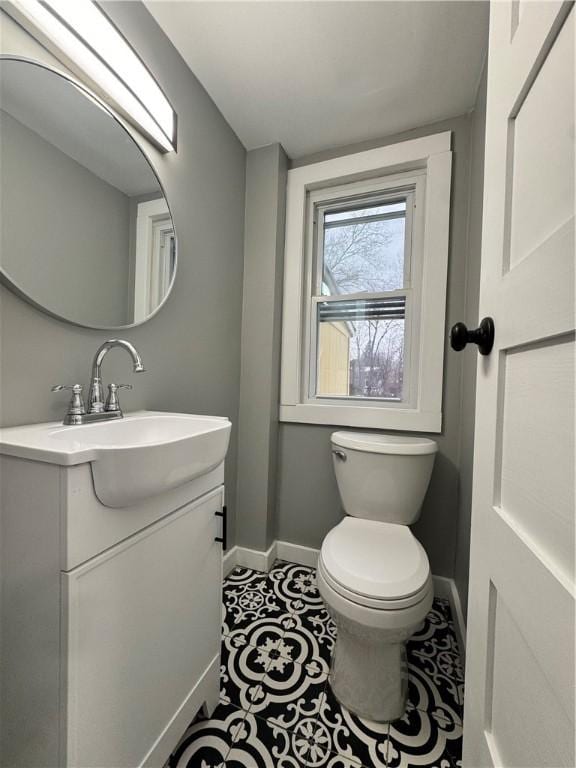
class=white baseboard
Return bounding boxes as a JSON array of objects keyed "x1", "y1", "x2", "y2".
[
  {"x1": 224, "y1": 542, "x2": 277, "y2": 574},
  {"x1": 433, "y1": 575, "x2": 467, "y2": 660},
  {"x1": 223, "y1": 546, "x2": 239, "y2": 578},
  {"x1": 223, "y1": 540, "x2": 317, "y2": 574},
  {"x1": 224, "y1": 540, "x2": 466, "y2": 655},
  {"x1": 449, "y1": 579, "x2": 467, "y2": 662},
  {"x1": 276, "y1": 540, "x2": 319, "y2": 568},
  {"x1": 431, "y1": 574, "x2": 452, "y2": 601}
]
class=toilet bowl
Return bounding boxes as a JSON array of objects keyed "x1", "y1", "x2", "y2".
[{"x1": 319, "y1": 431, "x2": 437, "y2": 722}]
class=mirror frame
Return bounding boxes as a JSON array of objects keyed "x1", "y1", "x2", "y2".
[{"x1": 0, "y1": 55, "x2": 178, "y2": 330}]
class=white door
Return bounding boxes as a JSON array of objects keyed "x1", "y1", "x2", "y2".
[{"x1": 464, "y1": 3, "x2": 575, "y2": 768}]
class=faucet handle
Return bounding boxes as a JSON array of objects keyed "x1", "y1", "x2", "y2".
[
  {"x1": 51, "y1": 384, "x2": 86, "y2": 417},
  {"x1": 105, "y1": 383, "x2": 132, "y2": 413}
]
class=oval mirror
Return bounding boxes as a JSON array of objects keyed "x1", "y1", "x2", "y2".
[{"x1": 0, "y1": 58, "x2": 176, "y2": 329}]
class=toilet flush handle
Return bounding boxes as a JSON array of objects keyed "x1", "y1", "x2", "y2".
[{"x1": 332, "y1": 449, "x2": 347, "y2": 462}]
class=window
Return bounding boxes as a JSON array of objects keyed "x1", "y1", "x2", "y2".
[
  {"x1": 134, "y1": 199, "x2": 176, "y2": 321},
  {"x1": 280, "y1": 132, "x2": 452, "y2": 432},
  {"x1": 311, "y1": 180, "x2": 419, "y2": 406}
]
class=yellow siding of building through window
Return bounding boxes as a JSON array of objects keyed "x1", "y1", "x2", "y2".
[{"x1": 318, "y1": 322, "x2": 350, "y2": 395}]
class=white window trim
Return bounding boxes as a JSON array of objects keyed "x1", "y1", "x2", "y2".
[
  {"x1": 280, "y1": 131, "x2": 452, "y2": 433},
  {"x1": 133, "y1": 198, "x2": 173, "y2": 322}
]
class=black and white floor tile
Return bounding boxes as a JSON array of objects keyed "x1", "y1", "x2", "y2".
[{"x1": 167, "y1": 560, "x2": 464, "y2": 768}]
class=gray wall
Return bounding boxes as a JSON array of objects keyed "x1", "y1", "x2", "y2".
[
  {"x1": 0, "y1": 3, "x2": 246, "y2": 545},
  {"x1": 1, "y1": 110, "x2": 130, "y2": 326},
  {"x1": 276, "y1": 114, "x2": 478, "y2": 580},
  {"x1": 236, "y1": 144, "x2": 288, "y2": 551},
  {"x1": 454, "y1": 64, "x2": 487, "y2": 619}
]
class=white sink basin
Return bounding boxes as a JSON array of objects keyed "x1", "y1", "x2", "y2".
[{"x1": 0, "y1": 411, "x2": 231, "y2": 507}]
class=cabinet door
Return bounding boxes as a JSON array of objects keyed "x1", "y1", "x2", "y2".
[{"x1": 62, "y1": 487, "x2": 223, "y2": 768}]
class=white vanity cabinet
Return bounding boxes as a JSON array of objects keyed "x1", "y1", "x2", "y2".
[{"x1": 0, "y1": 453, "x2": 225, "y2": 768}]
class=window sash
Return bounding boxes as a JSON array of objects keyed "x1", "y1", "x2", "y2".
[
  {"x1": 309, "y1": 291, "x2": 412, "y2": 403},
  {"x1": 306, "y1": 182, "x2": 418, "y2": 406},
  {"x1": 323, "y1": 208, "x2": 405, "y2": 230},
  {"x1": 314, "y1": 295, "x2": 408, "y2": 403},
  {"x1": 313, "y1": 189, "x2": 415, "y2": 298}
]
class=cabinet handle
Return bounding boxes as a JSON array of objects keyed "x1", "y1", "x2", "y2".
[{"x1": 215, "y1": 505, "x2": 227, "y2": 550}]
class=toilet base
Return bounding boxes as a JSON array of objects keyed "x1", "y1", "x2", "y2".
[{"x1": 329, "y1": 613, "x2": 416, "y2": 723}]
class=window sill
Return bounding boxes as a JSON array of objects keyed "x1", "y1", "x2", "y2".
[{"x1": 279, "y1": 403, "x2": 441, "y2": 433}]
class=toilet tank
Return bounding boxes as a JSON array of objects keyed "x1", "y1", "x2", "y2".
[{"x1": 331, "y1": 432, "x2": 437, "y2": 524}]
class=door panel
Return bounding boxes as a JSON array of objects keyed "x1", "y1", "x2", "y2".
[
  {"x1": 464, "y1": 3, "x2": 575, "y2": 767},
  {"x1": 489, "y1": 593, "x2": 572, "y2": 768},
  {"x1": 509, "y1": 12, "x2": 574, "y2": 266},
  {"x1": 63, "y1": 488, "x2": 223, "y2": 767},
  {"x1": 500, "y1": 338, "x2": 574, "y2": 582}
]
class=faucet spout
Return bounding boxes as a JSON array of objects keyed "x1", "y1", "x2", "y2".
[
  {"x1": 88, "y1": 339, "x2": 145, "y2": 413},
  {"x1": 92, "y1": 339, "x2": 145, "y2": 378}
]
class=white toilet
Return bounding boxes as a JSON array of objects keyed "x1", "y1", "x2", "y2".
[{"x1": 317, "y1": 431, "x2": 438, "y2": 722}]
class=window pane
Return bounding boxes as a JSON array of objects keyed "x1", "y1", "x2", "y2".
[
  {"x1": 322, "y1": 204, "x2": 406, "y2": 293},
  {"x1": 316, "y1": 298, "x2": 405, "y2": 400}
]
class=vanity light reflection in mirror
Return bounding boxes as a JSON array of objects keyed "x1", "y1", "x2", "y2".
[
  {"x1": 5, "y1": 0, "x2": 177, "y2": 151},
  {"x1": 0, "y1": 57, "x2": 177, "y2": 329}
]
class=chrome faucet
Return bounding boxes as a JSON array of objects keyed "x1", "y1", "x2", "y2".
[
  {"x1": 88, "y1": 339, "x2": 145, "y2": 414},
  {"x1": 52, "y1": 339, "x2": 145, "y2": 425}
]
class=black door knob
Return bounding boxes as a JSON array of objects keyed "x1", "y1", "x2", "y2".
[{"x1": 450, "y1": 317, "x2": 495, "y2": 355}]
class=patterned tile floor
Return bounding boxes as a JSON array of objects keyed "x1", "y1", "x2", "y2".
[{"x1": 167, "y1": 561, "x2": 465, "y2": 768}]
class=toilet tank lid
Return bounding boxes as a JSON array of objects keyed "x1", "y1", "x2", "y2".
[{"x1": 331, "y1": 431, "x2": 438, "y2": 455}]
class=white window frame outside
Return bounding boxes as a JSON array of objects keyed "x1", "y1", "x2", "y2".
[
  {"x1": 280, "y1": 131, "x2": 452, "y2": 432},
  {"x1": 306, "y1": 173, "x2": 423, "y2": 410}
]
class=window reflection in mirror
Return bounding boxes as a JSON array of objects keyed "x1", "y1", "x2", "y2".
[{"x1": 0, "y1": 58, "x2": 176, "y2": 329}]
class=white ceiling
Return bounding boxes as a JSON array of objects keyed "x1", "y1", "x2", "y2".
[{"x1": 146, "y1": 1, "x2": 489, "y2": 159}]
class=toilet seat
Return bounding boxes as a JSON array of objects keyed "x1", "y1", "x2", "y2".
[{"x1": 319, "y1": 517, "x2": 431, "y2": 610}]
